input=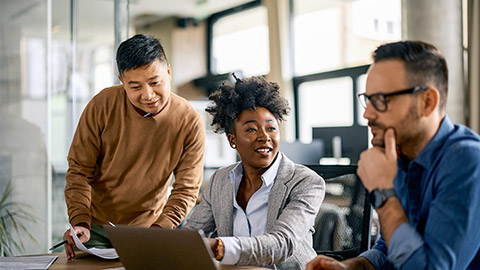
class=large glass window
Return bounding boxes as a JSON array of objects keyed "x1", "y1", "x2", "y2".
[
  {"x1": 292, "y1": 0, "x2": 401, "y2": 155},
  {"x1": 210, "y1": 3, "x2": 269, "y2": 77},
  {"x1": 293, "y1": 0, "x2": 401, "y2": 76}
]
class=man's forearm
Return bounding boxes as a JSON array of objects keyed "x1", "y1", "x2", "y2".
[{"x1": 376, "y1": 196, "x2": 408, "y2": 246}]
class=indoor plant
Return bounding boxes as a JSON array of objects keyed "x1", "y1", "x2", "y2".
[{"x1": 0, "y1": 181, "x2": 38, "y2": 256}]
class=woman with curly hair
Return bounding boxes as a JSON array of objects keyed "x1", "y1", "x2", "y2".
[{"x1": 184, "y1": 75, "x2": 325, "y2": 269}]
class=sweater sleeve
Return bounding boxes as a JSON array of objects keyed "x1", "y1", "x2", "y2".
[
  {"x1": 64, "y1": 100, "x2": 103, "y2": 227},
  {"x1": 154, "y1": 112, "x2": 206, "y2": 228}
]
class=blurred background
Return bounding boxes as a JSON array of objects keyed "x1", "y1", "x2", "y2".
[{"x1": 0, "y1": 0, "x2": 478, "y2": 255}]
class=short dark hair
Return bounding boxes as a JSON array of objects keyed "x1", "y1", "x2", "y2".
[
  {"x1": 116, "y1": 34, "x2": 168, "y2": 77},
  {"x1": 373, "y1": 40, "x2": 449, "y2": 110},
  {"x1": 206, "y1": 76, "x2": 290, "y2": 134}
]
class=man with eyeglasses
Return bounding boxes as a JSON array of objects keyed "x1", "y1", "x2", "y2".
[{"x1": 306, "y1": 41, "x2": 480, "y2": 270}]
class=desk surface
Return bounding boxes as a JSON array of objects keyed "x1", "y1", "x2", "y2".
[{"x1": 46, "y1": 252, "x2": 265, "y2": 269}]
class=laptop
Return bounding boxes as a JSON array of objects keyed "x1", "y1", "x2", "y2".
[{"x1": 104, "y1": 225, "x2": 219, "y2": 270}]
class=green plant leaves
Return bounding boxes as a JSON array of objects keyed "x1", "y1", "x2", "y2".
[{"x1": 0, "y1": 181, "x2": 39, "y2": 257}]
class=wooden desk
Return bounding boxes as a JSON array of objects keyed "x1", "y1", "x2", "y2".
[{"x1": 46, "y1": 252, "x2": 265, "y2": 269}]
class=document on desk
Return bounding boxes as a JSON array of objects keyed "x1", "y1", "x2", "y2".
[
  {"x1": 68, "y1": 223, "x2": 119, "y2": 259},
  {"x1": 0, "y1": 255, "x2": 57, "y2": 270}
]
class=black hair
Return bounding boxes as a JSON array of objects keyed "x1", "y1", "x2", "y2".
[
  {"x1": 206, "y1": 76, "x2": 290, "y2": 134},
  {"x1": 116, "y1": 34, "x2": 168, "y2": 77},
  {"x1": 373, "y1": 40, "x2": 449, "y2": 110}
]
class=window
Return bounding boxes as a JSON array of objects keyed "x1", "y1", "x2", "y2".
[
  {"x1": 298, "y1": 77, "x2": 354, "y2": 143},
  {"x1": 293, "y1": 0, "x2": 401, "y2": 76},
  {"x1": 293, "y1": 65, "x2": 369, "y2": 142},
  {"x1": 292, "y1": 0, "x2": 401, "y2": 144},
  {"x1": 209, "y1": 1, "x2": 269, "y2": 77}
]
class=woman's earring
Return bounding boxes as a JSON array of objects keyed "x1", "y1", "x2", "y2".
[{"x1": 232, "y1": 144, "x2": 236, "y2": 149}]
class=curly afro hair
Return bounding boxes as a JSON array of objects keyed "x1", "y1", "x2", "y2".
[{"x1": 206, "y1": 75, "x2": 290, "y2": 134}]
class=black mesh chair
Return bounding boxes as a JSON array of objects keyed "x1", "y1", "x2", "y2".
[{"x1": 306, "y1": 164, "x2": 373, "y2": 260}]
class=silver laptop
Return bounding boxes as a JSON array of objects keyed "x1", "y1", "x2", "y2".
[{"x1": 104, "y1": 225, "x2": 218, "y2": 270}]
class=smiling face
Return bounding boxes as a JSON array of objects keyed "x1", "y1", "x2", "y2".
[
  {"x1": 119, "y1": 59, "x2": 171, "y2": 114},
  {"x1": 364, "y1": 59, "x2": 423, "y2": 150},
  {"x1": 228, "y1": 107, "x2": 280, "y2": 172}
]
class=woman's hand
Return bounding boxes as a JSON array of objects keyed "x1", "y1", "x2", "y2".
[
  {"x1": 204, "y1": 238, "x2": 217, "y2": 256},
  {"x1": 204, "y1": 237, "x2": 224, "y2": 260}
]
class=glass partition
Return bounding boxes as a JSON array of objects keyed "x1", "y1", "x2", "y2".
[
  {"x1": 0, "y1": 0, "x2": 50, "y2": 255},
  {"x1": 0, "y1": 0, "x2": 126, "y2": 255},
  {"x1": 50, "y1": 0, "x2": 117, "y2": 249}
]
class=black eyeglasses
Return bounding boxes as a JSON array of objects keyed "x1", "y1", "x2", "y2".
[{"x1": 357, "y1": 86, "x2": 428, "y2": 112}]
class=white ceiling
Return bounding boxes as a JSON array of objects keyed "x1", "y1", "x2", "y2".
[
  {"x1": 130, "y1": 0, "x2": 253, "y2": 21},
  {"x1": 47, "y1": 0, "x2": 253, "y2": 43}
]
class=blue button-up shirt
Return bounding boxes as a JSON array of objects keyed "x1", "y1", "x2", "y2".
[
  {"x1": 219, "y1": 154, "x2": 282, "y2": 265},
  {"x1": 360, "y1": 116, "x2": 480, "y2": 269}
]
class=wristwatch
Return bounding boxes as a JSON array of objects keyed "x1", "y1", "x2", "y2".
[{"x1": 369, "y1": 188, "x2": 396, "y2": 209}]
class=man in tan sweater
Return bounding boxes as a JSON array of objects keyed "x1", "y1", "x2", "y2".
[{"x1": 62, "y1": 34, "x2": 205, "y2": 259}]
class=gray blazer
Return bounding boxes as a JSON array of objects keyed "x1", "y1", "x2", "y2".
[{"x1": 184, "y1": 153, "x2": 325, "y2": 269}]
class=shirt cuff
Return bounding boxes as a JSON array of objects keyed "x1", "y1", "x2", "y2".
[
  {"x1": 359, "y1": 248, "x2": 388, "y2": 269},
  {"x1": 388, "y1": 222, "x2": 423, "y2": 268},
  {"x1": 219, "y1": 237, "x2": 241, "y2": 265}
]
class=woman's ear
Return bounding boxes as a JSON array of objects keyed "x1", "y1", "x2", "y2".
[
  {"x1": 227, "y1": 133, "x2": 236, "y2": 149},
  {"x1": 420, "y1": 87, "x2": 440, "y2": 116}
]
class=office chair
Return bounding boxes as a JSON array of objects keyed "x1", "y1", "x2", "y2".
[{"x1": 306, "y1": 164, "x2": 373, "y2": 260}]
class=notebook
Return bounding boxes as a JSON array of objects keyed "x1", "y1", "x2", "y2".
[{"x1": 104, "y1": 225, "x2": 219, "y2": 270}]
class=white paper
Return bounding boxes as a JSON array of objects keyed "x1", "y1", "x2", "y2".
[
  {"x1": 0, "y1": 255, "x2": 57, "y2": 270},
  {"x1": 68, "y1": 223, "x2": 119, "y2": 259}
]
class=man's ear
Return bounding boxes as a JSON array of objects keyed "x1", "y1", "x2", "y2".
[
  {"x1": 420, "y1": 87, "x2": 439, "y2": 116},
  {"x1": 118, "y1": 75, "x2": 124, "y2": 85},
  {"x1": 167, "y1": 64, "x2": 172, "y2": 79}
]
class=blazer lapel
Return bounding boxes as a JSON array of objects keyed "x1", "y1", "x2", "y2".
[{"x1": 266, "y1": 153, "x2": 295, "y2": 232}]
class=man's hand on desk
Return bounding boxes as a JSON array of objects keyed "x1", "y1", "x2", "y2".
[
  {"x1": 306, "y1": 255, "x2": 347, "y2": 270},
  {"x1": 63, "y1": 226, "x2": 90, "y2": 260},
  {"x1": 306, "y1": 255, "x2": 374, "y2": 270}
]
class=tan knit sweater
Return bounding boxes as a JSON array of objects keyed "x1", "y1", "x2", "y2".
[{"x1": 65, "y1": 85, "x2": 205, "y2": 229}]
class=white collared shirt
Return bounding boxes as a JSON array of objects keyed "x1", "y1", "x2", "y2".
[{"x1": 219, "y1": 154, "x2": 282, "y2": 266}]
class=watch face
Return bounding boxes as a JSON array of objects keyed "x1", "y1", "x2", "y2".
[{"x1": 369, "y1": 188, "x2": 396, "y2": 209}]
